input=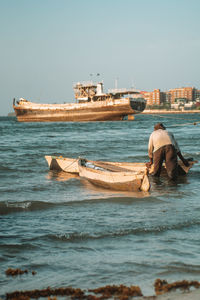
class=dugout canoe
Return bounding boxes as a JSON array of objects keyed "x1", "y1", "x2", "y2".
[
  {"x1": 45, "y1": 156, "x2": 79, "y2": 173},
  {"x1": 45, "y1": 155, "x2": 196, "y2": 176},
  {"x1": 45, "y1": 156, "x2": 149, "y2": 174},
  {"x1": 78, "y1": 158, "x2": 150, "y2": 192}
]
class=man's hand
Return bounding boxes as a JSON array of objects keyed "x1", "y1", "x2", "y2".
[
  {"x1": 182, "y1": 158, "x2": 190, "y2": 167},
  {"x1": 146, "y1": 158, "x2": 153, "y2": 168},
  {"x1": 177, "y1": 152, "x2": 190, "y2": 167},
  {"x1": 146, "y1": 162, "x2": 152, "y2": 168}
]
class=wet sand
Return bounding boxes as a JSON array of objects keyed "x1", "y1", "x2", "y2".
[
  {"x1": 5, "y1": 284, "x2": 200, "y2": 300},
  {"x1": 142, "y1": 288, "x2": 200, "y2": 299},
  {"x1": 5, "y1": 289, "x2": 200, "y2": 300},
  {"x1": 4, "y1": 273, "x2": 200, "y2": 300}
]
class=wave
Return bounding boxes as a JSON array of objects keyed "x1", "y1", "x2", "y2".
[
  {"x1": 158, "y1": 262, "x2": 200, "y2": 276},
  {"x1": 0, "y1": 201, "x2": 59, "y2": 215},
  {"x1": 0, "y1": 165, "x2": 16, "y2": 172},
  {"x1": 0, "y1": 165, "x2": 37, "y2": 174},
  {"x1": 0, "y1": 242, "x2": 38, "y2": 251},
  {"x1": 44, "y1": 220, "x2": 200, "y2": 243},
  {"x1": 0, "y1": 196, "x2": 155, "y2": 215}
]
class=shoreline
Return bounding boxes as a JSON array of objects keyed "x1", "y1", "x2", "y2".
[
  {"x1": 142, "y1": 289, "x2": 200, "y2": 299},
  {"x1": 4, "y1": 279, "x2": 200, "y2": 300},
  {"x1": 4, "y1": 287, "x2": 200, "y2": 300},
  {"x1": 142, "y1": 109, "x2": 200, "y2": 114}
]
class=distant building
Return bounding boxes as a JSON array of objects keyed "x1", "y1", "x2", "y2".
[
  {"x1": 194, "y1": 88, "x2": 200, "y2": 101},
  {"x1": 168, "y1": 87, "x2": 193, "y2": 103},
  {"x1": 141, "y1": 89, "x2": 165, "y2": 106},
  {"x1": 141, "y1": 86, "x2": 200, "y2": 108}
]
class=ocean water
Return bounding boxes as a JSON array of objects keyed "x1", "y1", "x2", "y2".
[{"x1": 0, "y1": 114, "x2": 200, "y2": 297}]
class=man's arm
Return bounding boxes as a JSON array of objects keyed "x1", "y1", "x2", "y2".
[
  {"x1": 169, "y1": 132, "x2": 189, "y2": 166},
  {"x1": 177, "y1": 151, "x2": 189, "y2": 166},
  {"x1": 169, "y1": 132, "x2": 180, "y2": 153},
  {"x1": 147, "y1": 134, "x2": 154, "y2": 167},
  {"x1": 148, "y1": 134, "x2": 154, "y2": 159}
]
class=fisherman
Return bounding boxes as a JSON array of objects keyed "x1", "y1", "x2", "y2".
[{"x1": 147, "y1": 123, "x2": 189, "y2": 180}]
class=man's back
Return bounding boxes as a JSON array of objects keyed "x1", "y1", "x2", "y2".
[{"x1": 148, "y1": 129, "x2": 180, "y2": 158}]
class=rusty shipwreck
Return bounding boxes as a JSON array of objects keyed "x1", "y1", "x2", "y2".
[{"x1": 13, "y1": 81, "x2": 146, "y2": 122}]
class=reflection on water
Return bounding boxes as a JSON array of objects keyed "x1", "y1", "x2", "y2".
[
  {"x1": 148, "y1": 173, "x2": 190, "y2": 199},
  {"x1": 46, "y1": 170, "x2": 79, "y2": 181},
  {"x1": 80, "y1": 177, "x2": 150, "y2": 198},
  {"x1": 45, "y1": 169, "x2": 190, "y2": 199}
]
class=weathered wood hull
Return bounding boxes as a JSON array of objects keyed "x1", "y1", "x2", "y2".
[
  {"x1": 45, "y1": 156, "x2": 148, "y2": 174},
  {"x1": 45, "y1": 156, "x2": 79, "y2": 173},
  {"x1": 78, "y1": 159, "x2": 150, "y2": 192},
  {"x1": 45, "y1": 155, "x2": 196, "y2": 176},
  {"x1": 13, "y1": 98, "x2": 146, "y2": 122}
]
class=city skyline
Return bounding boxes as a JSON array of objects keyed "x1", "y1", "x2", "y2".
[
  {"x1": 141, "y1": 86, "x2": 200, "y2": 107},
  {"x1": 1, "y1": 0, "x2": 200, "y2": 115}
]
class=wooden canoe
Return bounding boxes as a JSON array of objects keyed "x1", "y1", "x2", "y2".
[
  {"x1": 45, "y1": 155, "x2": 148, "y2": 174},
  {"x1": 78, "y1": 158, "x2": 150, "y2": 192},
  {"x1": 45, "y1": 155, "x2": 79, "y2": 173},
  {"x1": 45, "y1": 155, "x2": 196, "y2": 176}
]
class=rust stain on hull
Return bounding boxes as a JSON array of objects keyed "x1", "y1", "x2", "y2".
[
  {"x1": 13, "y1": 81, "x2": 146, "y2": 122},
  {"x1": 14, "y1": 99, "x2": 146, "y2": 122}
]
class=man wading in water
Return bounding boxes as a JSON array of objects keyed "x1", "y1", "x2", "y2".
[{"x1": 147, "y1": 123, "x2": 189, "y2": 180}]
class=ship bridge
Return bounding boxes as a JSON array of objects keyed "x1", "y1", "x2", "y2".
[
  {"x1": 108, "y1": 88, "x2": 141, "y2": 97},
  {"x1": 73, "y1": 81, "x2": 105, "y2": 102},
  {"x1": 73, "y1": 81, "x2": 142, "y2": 102}
]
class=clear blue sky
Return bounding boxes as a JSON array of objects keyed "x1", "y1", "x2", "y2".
[{"x1": 0, "y1": 0, "x2": 200, "y2": 115}]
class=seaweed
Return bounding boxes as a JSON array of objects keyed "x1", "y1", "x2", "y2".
[
  {"x1": 88, "y1": 284, "x2": 143, "y2": 299},
  {"x1": 6, "y1": 285, "x2": 143, "y2": 300},
  {"x1": 5, "y1": 269, "x2": 28, "y2": 276},
  {"x1": 5, "y1": 276, "x2": 200, "y2": 300},
  {"x1": 6, "y1": 287, "x2": 85, "y2": 300},
  {"x1": 154, "y1": 278, "x2": 200, "y2": 295},
  {"x1": 5, "y1": 268, "x2": 37, "y2": 277}
]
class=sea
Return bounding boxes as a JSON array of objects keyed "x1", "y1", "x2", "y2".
[{"x1": 0, "y1": 113, "x2": 200, "y2": 297}]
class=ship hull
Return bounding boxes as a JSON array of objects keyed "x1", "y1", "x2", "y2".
[{"x1": 13, "y1": 98, "x2": 146, "y2": 122}]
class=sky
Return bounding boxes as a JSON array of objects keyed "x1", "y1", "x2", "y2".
[{"x1": 0, "y1": 0, "x2": 200, "y2": 116}]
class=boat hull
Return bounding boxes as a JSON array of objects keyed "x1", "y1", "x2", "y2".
[
  {"x1": 13, "y1": 98, "x2": 146, "y2": 122},
  {"x1": 78, "y1": 160, "x2": 150, "y2": 192},
  {"x1": 45, "y1": 156, "x2": 196, "y2": 176},
  {"x1": 45, "y1": 156, "x2": 148, "y2": 174},
  {"x1": 45, "y1": 156, "x2": 79, "y2": 173}
]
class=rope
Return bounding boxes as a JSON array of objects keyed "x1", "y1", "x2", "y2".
[
  {"x1": 155, "y1": 114, "x2": 194, "y2": 120},
  {"x1": 148, "y1": 114, "x2": 200, "y2": 127},
  {"x1": 169, "y1": 121, "x2": 200, "y2": 127},
  {"x1": 63, "y1": 158, "x2": 79, "y2": 172}
]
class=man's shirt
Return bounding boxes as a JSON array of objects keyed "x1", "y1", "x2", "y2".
[{"x1": 148, "y1": 129, "x2": 180, "y2": 158}]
